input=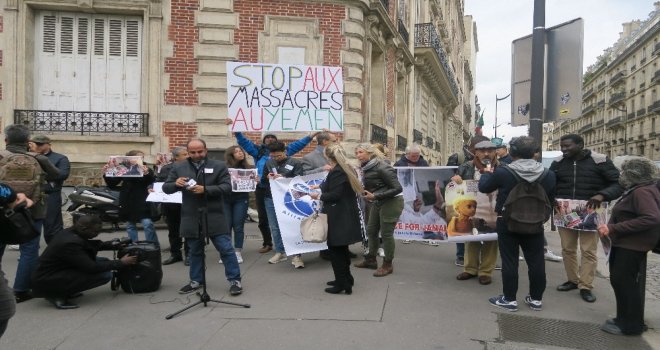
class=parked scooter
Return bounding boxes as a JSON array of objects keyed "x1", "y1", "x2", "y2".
[{"x1": 67, "y1": 186, "x2": 121, "y2": 230}]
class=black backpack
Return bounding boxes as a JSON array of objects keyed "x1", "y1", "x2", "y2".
[{"x1": 501, "y1": 167, "x2": 551, "y2": 234}]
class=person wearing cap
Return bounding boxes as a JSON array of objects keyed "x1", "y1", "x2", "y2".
[
  {"x1": 225, "y1": 118, "x2": 318, "y2": 254},
  {"x1": 29, "y1": 135, "x2": 70, "y2": 244},
  {"x1": 450, "y1": 138, "x2": 500, "y2": 285},
  {"x1": 495, "y1": 143, "x2": 513, "y2": 165}
]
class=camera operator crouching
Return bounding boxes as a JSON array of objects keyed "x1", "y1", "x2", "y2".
[{"x1": 31, "y1": 215, "x2": 137, "y2": 309}]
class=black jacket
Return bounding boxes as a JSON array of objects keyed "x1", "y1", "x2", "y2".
[
  {"x1": 162, "y1": 158, "x2": 231, "y2": 238},
  {"x1": 104, "y1": 168, "x2": 156, "y2": 222},
  {"x1": 261, "y1": 157, "x2": 303, "y2": 198},
  {"x1": 549, "y1": 150, "x2": 623, "y2": 200},
  {"x1": 394, "y1": 155, "x2": 429, "y2": 167},
  {"x1": 32, "y1": 229, "x2": 123, "y2": 297},
  {"x1": 362, "y1": 159, "x2": 402, "y2": 201},
  {"x1": 320, "y1": 166, "x2": 363, "y2": 247}
]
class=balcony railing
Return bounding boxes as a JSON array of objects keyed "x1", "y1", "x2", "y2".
[
  {"x1": 654, "y1": 42, "x2": 660, "y2": 56},
  {"x1": 637, "y1": 108, "x2": 647, "y2": 117},
  {"x1": 650, "y1": 131, "x2": 657, "y2": 138},
  {"x1": 597, "y1": 99, "x2": 605, "y2": 108},
  {"x1": 397, "y1": 19, "x2": 409, "y2": 46},
  {"x1": 583, "y1": 87, "x2": 594, "y2": 100},
  {"x1": 415, "y1": 23, "x2": 459, "y2": 97},
  {"x1": 14, "y1": 110, "x2": 149, "y2": 136},
  {"x1": 640, "y1": 82, "x2": 646, "y2": 90},
  {"x1": 609, "y1": 91, "x2": 626, "y2": 105},
  {"x1": 597, "y1": 81, "x2": 607, "y2": 90},
  {"x1": 640, "y1": 57, "x2": 647, "y2": 65},
  {"x1": 413, "y1": 129, "x2": 423, "y2": 144},
  {"x1": 652, "y1": 70, "x2": 660, "y2": 83},
  {"x1": 464, "y1": 104, "x2": 472, "y2": 121},
  {"x1": 579, "y1": 123, "x2": 593, "y2": 133},
  {"x1": 582, "y1": 104, "x2": 595, "y2": 115},
  {"x1": 609, "y1": 71, "x2": 626, "y2": 86},
  {"x1": 650, "y1": 100, "x2": 660, "y2": 113},
  {"x1": 426, "y1": 136, "x2": 434, "y2": 148},
  {"x1": 606, "y1": 116, "x2": 621, "y2": 127},
  {"x1": 596, "y1": 119, "x2": 604, "y2": 126},
  {"x1": 370, "y1": 124, "x2": 388, "y2": 145},
  {"x1": 397, "y1": 135, "x2": 407, "y2": 152},
  {"x1": 435, "y1": 141, "x2": 441, "y2": 152}
]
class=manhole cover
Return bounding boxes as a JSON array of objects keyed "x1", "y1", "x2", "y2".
[{"x1": 497, "y1": 313, "x2": 652, "y2": 350}]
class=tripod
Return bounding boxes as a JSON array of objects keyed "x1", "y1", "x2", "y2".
[{"x1": 166, "y1": 161, "x2": 250, "y2": 320}]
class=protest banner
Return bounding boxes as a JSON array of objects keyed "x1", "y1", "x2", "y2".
[
  {"x1": 226, "y1": 62, "x2": 344, "y2": 132},
  {"x1": 229, "y1": 168, "x2": 258, "y2": 192},
  {"x1": 104, "y1": 156, "x2": 144, "y2": 177},
  {"x1": 146, "y1": 182, "x2": 182, "y2": 204},
  {"x1": 393, "y1": 167, "x2": 498, "y2": 243},
  {"x1": 553, "y1": 199, "x2": 608, "y2": 231},
  {"x1": 269, "y1": 172, "x2": 329, "y2": 255}
]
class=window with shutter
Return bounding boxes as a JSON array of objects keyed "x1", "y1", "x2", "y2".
[{"x1": 34, "y1": 12, "x2": 142, "y2": 113}]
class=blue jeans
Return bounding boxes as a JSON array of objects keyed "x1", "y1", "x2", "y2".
[
  {"x1": 0, "y1": 220, "x2": 43, "y2": 292},
  {"x1": 263, "y1": 197, "x2": 285, "y2": 253},
  {"x1": 224, "y1": 197, "x2": 248, "y2": 249},
  {"x1": 126, "y1": 218, "x2": 159, "y2": 245},
  {"x1": 187, "y1": 234, "x2": 240, "y2": 284}
]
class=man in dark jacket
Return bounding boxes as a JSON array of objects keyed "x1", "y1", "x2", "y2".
[
  {"x1": 495, "y1": 143, "x2": 513, "y2": 165},
  {"x1": 0, "y1": 124, "x2": 60, "y2": 303},
  {"x1": 163, "y1": 139, "x2": 243, "y2": 296},
  {"x1": 550, "y1": 134, "x2": 623, "y2": 303},
  {"x1": 32, "y1": 215, "x2": 137, "y2": 309},
  {"x1": 479, "y1": 136, "x2": 556, "y2": 312},
  {"x1": 29, "y1": 135, "x2": 71, "y2": 244},
  {"x1": 261, "y1": 141, "x2": 304, "y2": 267},
  {"x1": 155, "y1": 146, "x2": 189, "y2": 265},
  {"x1": 394, "y1": 144, "x2": 429, "y2": 167}
]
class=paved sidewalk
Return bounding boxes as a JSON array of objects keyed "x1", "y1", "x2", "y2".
[{"x1": 1, "y1": 223, "x2": 658, "y2": 350}]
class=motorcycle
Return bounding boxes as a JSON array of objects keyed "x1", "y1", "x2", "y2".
[{"x1": 67, "y1": 186, "x2": 121, "y2": 230}]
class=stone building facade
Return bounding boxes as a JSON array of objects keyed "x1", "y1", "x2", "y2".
[
  {"x1": 0, "y1": 0, "x2": 475, "y2": 184},
  {"x1": 546, "y1": 2, "x2": 659, "y2": 161}
]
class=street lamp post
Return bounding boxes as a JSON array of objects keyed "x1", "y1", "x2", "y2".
[{"x1": 494, "y1": 93, "x2": 511, "y2": 139}]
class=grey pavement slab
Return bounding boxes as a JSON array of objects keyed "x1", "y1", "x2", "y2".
[{"x1": 1, "y1": 222, "x2": 659, "y2": 350}]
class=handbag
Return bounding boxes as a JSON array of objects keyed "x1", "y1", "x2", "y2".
[
  {"x1": 300, "y1": 210, "x2": 328, "y2": 243},
  {"x1": 1, "y1": 202, "x2": 39, "y2": 244}
]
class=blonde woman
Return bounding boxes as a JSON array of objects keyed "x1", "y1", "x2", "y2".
[
  {"x1": 353, "y1": 143, "x2": 403, "y2": 277},
  {"x1": 310, "y1": 144, "x2": 363, "y2": 294}
]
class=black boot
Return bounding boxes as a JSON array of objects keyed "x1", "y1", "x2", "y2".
[
  {"x1": 327, "y1": 275, "x2": 354, "y2": 286},
  {"x1": 46, "y1": 297, "x2": 79, "y2": 310},
  {"x1": 163, "y1": 253, "x2": 183, "y2": 265}
]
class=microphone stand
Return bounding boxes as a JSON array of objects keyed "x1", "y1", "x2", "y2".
[{"x1": 166, "y1": 158, "x2": 250, "y2": 320}]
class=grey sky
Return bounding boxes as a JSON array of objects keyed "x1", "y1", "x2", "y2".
[{"x1": 465, "y1": 0, "x2": 653, "y2": 144}]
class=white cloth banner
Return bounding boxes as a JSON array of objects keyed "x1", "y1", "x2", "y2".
[
  {"x1": 270, "y1": 172, "x2": 328, "y2": 255},
  {"x1": 226, "y1": 62, "x2": 344, "y2": 132},
  {"x1": 146, "y1": 182, "x2": 182, "y2": 203}
]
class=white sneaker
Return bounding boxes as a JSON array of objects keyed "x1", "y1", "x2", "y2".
[
  {"x1": 7, "y1": 245, "x2": 19, "y2": 251},
  {"x1": 377, "y1": 248, "x2": 385, "y2": 257},
  {"x1": 291, "y1": 255, "x2": 305, "y2": 269},
  {"x1": 544, "y1": 249, "x2": 563, "y2": 262},
  {"x1": 402, "y1": 240, "x2": 412, "y2": 244},
  {"x1": 519, "y1": 256, "x2": 525, "y2": 261},
  {"x1": 218, "y1": 258, "x2": 223, "y2": 264},
  {"x1": 236, "y1": 251, "x2": 243, "y2": 264},
  {"x1": 426, "y1": 240, "x2": 439, "y2": 246},
  {"x1": 268, "y1": 252, "x2": 287, "y2": 264}
]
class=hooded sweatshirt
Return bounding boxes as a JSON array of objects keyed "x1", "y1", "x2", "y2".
[{"x1": 478, "y1": 158, "x2": 556, "y2": 214}]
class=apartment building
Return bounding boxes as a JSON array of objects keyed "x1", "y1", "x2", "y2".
[
  {"x1": 547, "y1": 2, "x2": 659, "y2": 161},
  {"x1": 0, "y1": 0, "x2": 476, "y2": 184}
]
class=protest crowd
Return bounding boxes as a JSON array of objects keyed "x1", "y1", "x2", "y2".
[{"x1": 1, "y1": 121, "x2": 660, "y2": 340}]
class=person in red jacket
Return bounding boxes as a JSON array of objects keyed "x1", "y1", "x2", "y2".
[{"x1": 597, "y1": 157, "x2": 660, "y2": 336}]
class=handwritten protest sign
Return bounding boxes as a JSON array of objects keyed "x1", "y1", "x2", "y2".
[
  {"x1": 227, "y1": 62, "x2": 344, "y2": 132},
  {"x1": 229, "y1": 168, "x2": 258, "y2": 192}
]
